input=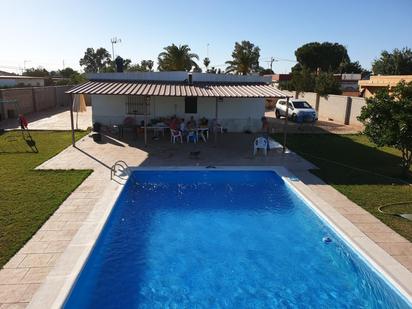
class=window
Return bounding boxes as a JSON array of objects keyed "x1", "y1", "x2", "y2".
[
  {"x1": 292, "y1": 101, "x2": 312, "y2": 109},
  {"x1": 125, "y1": 96, "x2": 149, "y2": 115},
  {"x1": 185, "y1": 97, "x2": 197, "y2": 114}
]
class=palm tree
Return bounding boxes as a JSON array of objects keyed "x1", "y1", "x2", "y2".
[
  {"x1": 203, "y1": 57, "x2": 210, "y2": 70},
  {"x1": 157, "y1": 44, "x2": 199, "y2": 71},
  {"x1": 225, "y1": 41, "x2": 261, "y2": 75}
]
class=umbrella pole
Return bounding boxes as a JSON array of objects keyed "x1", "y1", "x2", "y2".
[
  {"x1": 144, "y1": 96, "x2": 148, "y2": 146},
  {"x1": 282, "y1": 97, "x2": 290, "y2": 153},
  {"x1": 214, "y1": 98, "x2": 218, "y2": 143},
  {"x1": 70, "y1": 94, "x2": 76, "y2": 147}
]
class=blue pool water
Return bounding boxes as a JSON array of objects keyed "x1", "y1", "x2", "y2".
[{"x1": 64, "y1": 170, "x2": 411, "y2": 308}]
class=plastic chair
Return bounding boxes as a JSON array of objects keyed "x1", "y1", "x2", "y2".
[
  {"x1": 170, "y1": 129, "x2": 183, "y2": 144},
  {"x1": 253, "y1": 137, "x2": 268, "y2": 156},
  {"x1": 212, "y1": 119, "x2": 223, "y2": 134},
  {"x1": 215, "y1": 124, "x2": 223, "y2": 133},
  {"x1": 187, "y1": 131, "x2": 198, "y2": 143}
]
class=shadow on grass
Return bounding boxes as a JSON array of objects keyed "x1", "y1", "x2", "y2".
[
  {"x1": 0, "y1": 130, "x2": 39, "y2": 154},
  {"x1": 272, "y1": 132, "x2": 411, "y2": 186}
]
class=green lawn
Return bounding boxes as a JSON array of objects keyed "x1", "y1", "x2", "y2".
[
  {"x1": 0, "y1": 130, "x2": 91, "y2": 267},
  {"x1": 273, "y1": 133, "x2": 412, "y2": 241}
]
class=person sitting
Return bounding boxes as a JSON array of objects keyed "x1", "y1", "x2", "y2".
[
  {"x1": 199, "y1": 117, "x2": 208, "y2": 127},
  {"x1": 169, "y1": 116, "x2": 178, "y2": 130},
  {"x1": 187, "y1": 116, "x2": 197, "y2": 130},
  {"x1": 179, "y1": 118, "x2": 187, "y2": 134}
]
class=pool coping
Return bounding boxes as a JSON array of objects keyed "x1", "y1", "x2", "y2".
[{"x1": 27, "y1": 166, "x2": 412, "y2": 308}]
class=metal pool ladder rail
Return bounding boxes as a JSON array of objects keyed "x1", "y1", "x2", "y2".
[{"x1": 110, "y1": 160, "x2": 131, "y2": 181}]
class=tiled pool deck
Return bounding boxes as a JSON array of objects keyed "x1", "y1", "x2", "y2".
[{"x1": 0, "y1": 133, "x2": 411, "y2": 308}]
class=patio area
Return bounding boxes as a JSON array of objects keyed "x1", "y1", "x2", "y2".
[{"x1": 37, "y1": 131, "x2": 315, "y2": 171}]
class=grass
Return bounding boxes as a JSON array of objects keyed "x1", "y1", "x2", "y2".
[
  {"x1": 0, "y1": 130, "x2": 92, "y2": 267},
  {"x1": 272, "y1": 133, "x2": 412, "y2": 242}
]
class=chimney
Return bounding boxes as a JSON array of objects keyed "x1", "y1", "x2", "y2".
[
  {"x1": 115, "y1": 56, "x2": 124, "y2": 73},
  {"x1": 188, "y1": 73, "x2": 193, "y2": 85}
]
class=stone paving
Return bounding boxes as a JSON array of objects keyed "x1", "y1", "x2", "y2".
[
  {"x1": 0, "y1": 168, "x2": 113, "y2": 308},
  {"x1": 0, "y1": 131, "x2": 411, "y2": 307}
]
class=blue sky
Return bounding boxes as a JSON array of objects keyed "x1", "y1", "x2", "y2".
[{"x1": 1, "y1": 0, "x2": 411, "y2": 74}]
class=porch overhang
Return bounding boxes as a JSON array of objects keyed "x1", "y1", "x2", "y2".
[{"x1": 66, "y1": 80, "x2": 289, "y2": 98}]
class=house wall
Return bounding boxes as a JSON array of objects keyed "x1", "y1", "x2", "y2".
[
  {"x1": 0, "y1": 78, "x2": 44, "y2": 87},
  {"x1": 0, "y1": 79, "x2": 17, "y2": 87},
  {"x1": 91, "y1": 95, "x2": 265, "y2": 132}
]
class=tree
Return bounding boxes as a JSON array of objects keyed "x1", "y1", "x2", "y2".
[
  {"x1": 372, "y1": 47, "x2": 412, "y2": 75},
  {"x1": 101, "y1": 57, "x2": 132, "y2": 72},
  {"x1": 79, "y1": 47, "x2": 111, "y2": 73},
  {"x1": 280, "y1": 66, "x2": 315, "y2": 94},
  {"x1": 128, "y1": 60, "x2": 155, "y2": 72},
  {"x1": 295, "y1": 42, "x2": 350, "y2": 72},
  {"x1": 140, "y1": 60, "x2": 154, "y2": 71},
  {"x1": 157, "y1": 44, "x2": 199, "y2": 71},
  {"x1": 338, "y1": 61, "x2": 363, "y2": 74},
  {"x1": 59, "y1": 67, "x2": 77, "y2": 78},
  {"x1": 203, "y1": 57, "x2": 210, "y2": 70},
  {"x1": 225, "y1": 41, "x2": 261, "y2": 75},
  {"x1": 23, "y1": 67, "x2": 49, "y2": 77},
  {"x1": 314, "y1": 72, "x2": 342, "y2": 96},
  {"x1": 23, "y1": 67, "x2": 54, "y2": 85},
  {"x1": 358, "y1": 81, "x2": 412, "y2": 177},
  {"x1": 69, "y1": 73, "x2": 86, "y2": 85},
  {"x1": 338, "y1": 60, "x2": 371, "y2": 78},
  {"x1": 279, "y1": 68, "x2": 340, "y2": 96},
  {"x1": 259, "y1": 68, "x2": 274, "y2": 75}
]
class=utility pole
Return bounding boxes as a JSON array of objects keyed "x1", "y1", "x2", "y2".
[
  {"x1": 23, "y1": 60, "x2": 31, "y2": 73},
  {"x1": 110, "y1": 37, "x2": 122, "y2": 59},
  {"x1": 62, "y1": 60, "x2": 65, "y2": 70},
  {"x1": 264, "y1": 57, "x2": 275, "y2": 71},
  {"x1": 268, "y1": 57, "x2": 275, "y2": 71}
]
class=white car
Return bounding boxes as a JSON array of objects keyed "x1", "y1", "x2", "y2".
[{"x1": 275, "y1": 99, "x2": 318, "y2": 122}]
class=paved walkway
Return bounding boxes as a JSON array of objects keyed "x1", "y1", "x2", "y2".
[
  {"x1": 0, "y1": 132, "x2": 410, "y2": 307},
  {"x1": 0, "y1": 106, "x2": 92, "y2": 131}
]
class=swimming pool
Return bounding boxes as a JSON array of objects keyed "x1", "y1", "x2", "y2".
[{"x1": 63, "y1": 170, "x2": 411, "y2": 308}]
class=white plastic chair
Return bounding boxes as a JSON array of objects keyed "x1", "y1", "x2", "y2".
[
  {"x1": 170, "y1": 129, "x2": 183, "y2": 144},
  {"x1": 212, "y1": 119, "x2": 223, "y2": 134},
  {"x1": 187, "y1": 131, "x2": 198, "y2": 143},
  {"x1": 253, "y1": 137, "x2": 268, "y2": 156}
]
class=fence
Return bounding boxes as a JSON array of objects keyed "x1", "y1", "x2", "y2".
[
  {"x1": 278, "y1": 90, "x2": 365, "y2": 127},
  {"x1": 0, "y1": 85, "x2": 72, "y2": 120}
]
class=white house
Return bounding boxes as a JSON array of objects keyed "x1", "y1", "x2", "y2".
[
  {"x1": 67, "y1": 72, "x2": 287, "y2": 133},
  {"x1": 0, "y1": 75, "x2": 45, "y2": 87}
]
